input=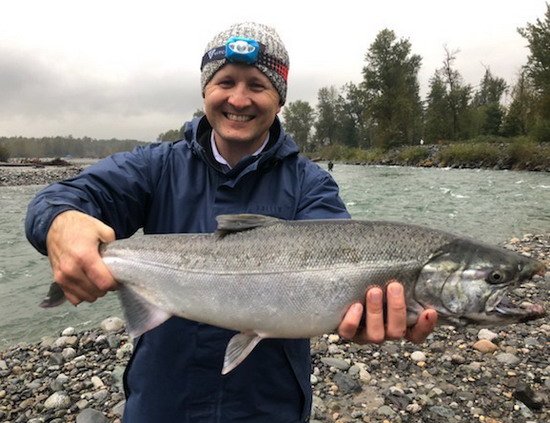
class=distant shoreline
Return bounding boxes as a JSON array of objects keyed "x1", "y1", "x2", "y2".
[{"x1": 1, "y1": 152, "x2": 549, "y2": 188}]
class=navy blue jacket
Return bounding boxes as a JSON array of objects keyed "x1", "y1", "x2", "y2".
[{"x1": 26, "y1": 116, "x2": 350, "y2": 422}]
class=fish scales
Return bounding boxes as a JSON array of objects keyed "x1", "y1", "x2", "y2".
[{"x1": 107, "y1": 220, "x2": 455, "y2": 273}]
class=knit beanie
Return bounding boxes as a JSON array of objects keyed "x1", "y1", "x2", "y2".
[{"x1": 200, "y1": 22, "x2": 289, "y2": 105}]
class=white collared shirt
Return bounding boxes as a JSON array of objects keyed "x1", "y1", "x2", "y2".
[{"x1": 210, "y1": 132, "x2": 270, "y2": 169}]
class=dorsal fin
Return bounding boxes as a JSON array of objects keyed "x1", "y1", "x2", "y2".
[{"x1": 215, "y1": 214, "x2": 280, "y2": 238}]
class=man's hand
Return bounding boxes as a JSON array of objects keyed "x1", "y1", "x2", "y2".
[
  {"x1": 46, "y1": 210, "x2": 117, "y2": 306},
  {"x1": 337, "y1": 281, "x2": 437, "y2": 344}
]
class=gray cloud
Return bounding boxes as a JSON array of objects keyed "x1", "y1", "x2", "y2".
[{"x1": 0, "y1": 45, "x2": 204, "y2": 139}]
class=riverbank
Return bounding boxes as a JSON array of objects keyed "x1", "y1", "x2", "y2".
[
  {"x1": 1, "y1": 235, "x2": 548, "y2": 422},
  {"x1": 315, "y1": 142, "x2": 550, "y2": 172}
]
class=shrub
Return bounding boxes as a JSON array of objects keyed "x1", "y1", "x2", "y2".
[
  {"x1": 437, "y1": 143, "x2": 501, "y2": 168},
  {"x1": 396, "y1": 146, "x2": 430, "y2": 165},
  {"x1": 505, "y1": 139, "x2": 550, "y2": 169},
  {"x1": 0, "y1": 144, "x2": 10, "y2": 162}
]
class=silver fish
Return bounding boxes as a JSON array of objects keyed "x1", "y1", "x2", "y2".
[{"x1": 41, "y1": 214, "x2": 546, "y2": 374}]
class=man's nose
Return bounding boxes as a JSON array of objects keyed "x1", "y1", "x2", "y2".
[{"x1": 227, "y1": 85, "x2": 252, "y2": 109}]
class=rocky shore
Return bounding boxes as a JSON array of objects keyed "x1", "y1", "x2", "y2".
[
  {"x1": 0, "y1": 165, "x2": 84, "y2": 187},
  {"x1": 1, "y1": 164, "x2": 548, "y2": 422}
]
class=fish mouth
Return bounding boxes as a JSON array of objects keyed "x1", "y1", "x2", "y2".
[
  {"x1": 490, "y1": 296, "x2": 547, "y2": 323},
  {"x1": 486, "y1": 260, "x2": 547, "y2": 323}
]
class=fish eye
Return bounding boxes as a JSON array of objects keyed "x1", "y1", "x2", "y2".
[{"x1": 486, "y1": 270, "x2": 505, "y2": 284}]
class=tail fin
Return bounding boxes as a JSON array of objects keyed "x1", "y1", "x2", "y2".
[{"x1": 39, "y1": 283, "x2": 67, "y2": 308}]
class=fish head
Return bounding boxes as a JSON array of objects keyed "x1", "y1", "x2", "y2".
[{"x1": 415, "y1": 239, "x2": 546, "y2": 326}]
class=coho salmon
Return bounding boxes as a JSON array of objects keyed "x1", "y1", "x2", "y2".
[{"x1": 41, "y1": 214, "x2": 546, "y2": 374}]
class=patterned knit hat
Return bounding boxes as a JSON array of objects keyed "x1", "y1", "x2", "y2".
[{"x1": 200, "y1": 22, "x2": 289, "y2": 105}]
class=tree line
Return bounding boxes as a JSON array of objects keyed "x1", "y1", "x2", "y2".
[
  {"x1": 0, "y1": 135, "x2": 148, "y2": 161},
  {"x1": 280, "y1": 5, "x2": 550, "y2": 152}
]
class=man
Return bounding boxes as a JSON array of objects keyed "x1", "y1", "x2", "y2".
[{"x1": 26, "y1": 22, "x2": 436, "y2": 422}]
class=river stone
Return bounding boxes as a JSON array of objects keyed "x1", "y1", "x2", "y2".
[
  {"x1": 100, "y1": 317, "x2": 124, "y2": 332},
  {"x1": 116, "y1": 342, "x2": 133, "y2": 359},
  {"x1": 91, "y1": 376, "x2": 105, "y2": 388},
  {"x1": 473, "y1": 339, "x2": 498, "y2": 353},
  {"x1": 320, "y1": 357, "x2": 350, "y2": 371},
  {"x1": 430, "y1": 405, "x2": 455, "y2": 418},
  {"x1": 496, "y1": 353, "x2": 520, "y2": 365},
  {"x1": 76, "y1": 408, "x2": 109, "y2": 423},
  {"x1": 410, "y1": 351, "x2": 426, "y2": 362},
  {"x1": 44, "y1": 391, "x2": 71, "y2": 409},
  {"x1": 477, "y1": 328, "x2": 498, "y2": 341},
  {"x1": 62, "y1": 327, "x2": 76, "y2": 336},
  {"x1": 327, "y1": 334, "x2": 340, "y2": 343},
  {"x1": 377, "y1": 405, "x2": 395, "y2": 416},
  {"x1": 332, "y1": 372, "x2": 361, "y2": 394},
  {"x1": 112, "y1": 400, "x2": 126, "y2": 417},
  {"x1": 62, "y1": 347, "x2": 77, "y2": 360}
]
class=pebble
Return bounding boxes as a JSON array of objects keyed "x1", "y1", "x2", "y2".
[
  {"x1": 410, "y1": 351, "x2": 426, "y2": 362},
  {"x1": 496, "y1": 353, "x2": 521, "y2": 366},
  {"x1": 477, "y1": 328, "x2": 499, "y2": 341},
  {"x1": 44, "y1": 392, "x2": 71, "y2": 409},
  {"x1": 76, "y1": 408, "x2": 109, "y2": 423},
  {"x1": 320, "y1": 357, "x2": 350, "y2": 371},
  {"x1": 100, "y1": 317, "x2": 125, "y2": 333},
  {"x1": 473, "y1": 339, "x2": 499, "y2": 353}
]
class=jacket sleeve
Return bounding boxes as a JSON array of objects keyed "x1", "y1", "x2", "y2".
[
  {"x1": 295, "y1": 161, "x2": 350, "y2": 220},
  {"x1": 25, "y1": 144, "x2": 163, "y2": 255}
]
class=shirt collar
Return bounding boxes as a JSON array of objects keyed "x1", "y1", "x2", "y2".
[{"x1": 210, "y1": 132, "x2": 270, "y2": 170}]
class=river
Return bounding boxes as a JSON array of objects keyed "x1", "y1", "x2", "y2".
[{"x1": 1, "y1": 164, "x2": 549, "y2": 348}]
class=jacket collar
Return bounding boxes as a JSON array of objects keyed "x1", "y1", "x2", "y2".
[{"x1": 183, "y1": 115, "x2": 299, "y2": 169}]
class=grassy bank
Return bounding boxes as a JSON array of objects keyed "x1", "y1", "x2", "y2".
[{"x1": 314, "y1": 137, "x2": 550, "y2": 171}]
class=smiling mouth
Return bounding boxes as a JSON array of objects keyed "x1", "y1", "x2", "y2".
[{"x1": 225, "y1": 113, "x2": 253, "y2": 122}]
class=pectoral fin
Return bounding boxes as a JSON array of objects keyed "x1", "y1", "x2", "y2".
[
  {"x1": 222, "y1": 333, "x2": 263, "y2": 375},
  {"x1": 118, "y1": 286, "x2": 171, "y2": 337}
]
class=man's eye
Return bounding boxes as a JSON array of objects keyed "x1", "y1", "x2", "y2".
[{"x1": 250, "y1": 83, "x2": 265, "y2": 91}]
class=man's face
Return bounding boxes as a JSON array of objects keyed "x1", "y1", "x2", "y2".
[{"x1": 204, "y1": 64, "x2": 281, "y2": 154}]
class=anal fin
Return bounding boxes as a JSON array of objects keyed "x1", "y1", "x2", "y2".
[
  {"x1": 222, "y1": 333, "x2": 263, "y2": 375},
  {"x1": 118, "y1": 286, "x2": 171, "y2": 338}
]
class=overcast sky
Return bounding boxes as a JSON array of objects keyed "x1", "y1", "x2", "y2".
[{"x1": 0, "y1": 0, "x2": 546, "y2": 141}]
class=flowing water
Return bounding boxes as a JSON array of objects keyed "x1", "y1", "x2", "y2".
[{"x1": 1, "y1": 164, "x2": 549, "y2": 348}]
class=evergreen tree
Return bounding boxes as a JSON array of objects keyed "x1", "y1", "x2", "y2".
[
  {"x1": 281, "y1": 100, "x2": 315, "y2": 151},
  {"x1": 314, "y1": 86, "x2": 340, "y2": 146},
  {"x1": 518, "y1": 2, "x2": 550, "y2": 141},
  {"x1": 502, "y1": 72, "x2": 537, "y2": 136},
  {"x1": 472, "y1": 68, "x2": 507, "y2": 135},
  {"x1": 424, "y1": 73, "x2": 452, "y2": 142},
  {"x1": 361, "y1": 29, "x2": 423, "y2": 148}
]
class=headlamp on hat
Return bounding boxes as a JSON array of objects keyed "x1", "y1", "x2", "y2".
[{"x1": 201, "y1": 36, "x2": 288, "y2": 81}]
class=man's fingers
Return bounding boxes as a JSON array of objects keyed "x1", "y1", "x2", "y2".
[
  {"x1": 338, "y1": 303, "x2": 363, "y2": 340},
  {"x1": 365, "y1": 287, "x2": 385, "y2": 344},
  {"x1": 406, "y1": 309, "x2": 438, "y2": 344},
  {"x1": 84, "y1": 252, "x2": 117, "y2": 292},
  {"x1": 97, "y1": 223, "x2": 116, "y2": 244},
  {"x1": 385, "y1": 282, "x2": 407, "y2": 339}
]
